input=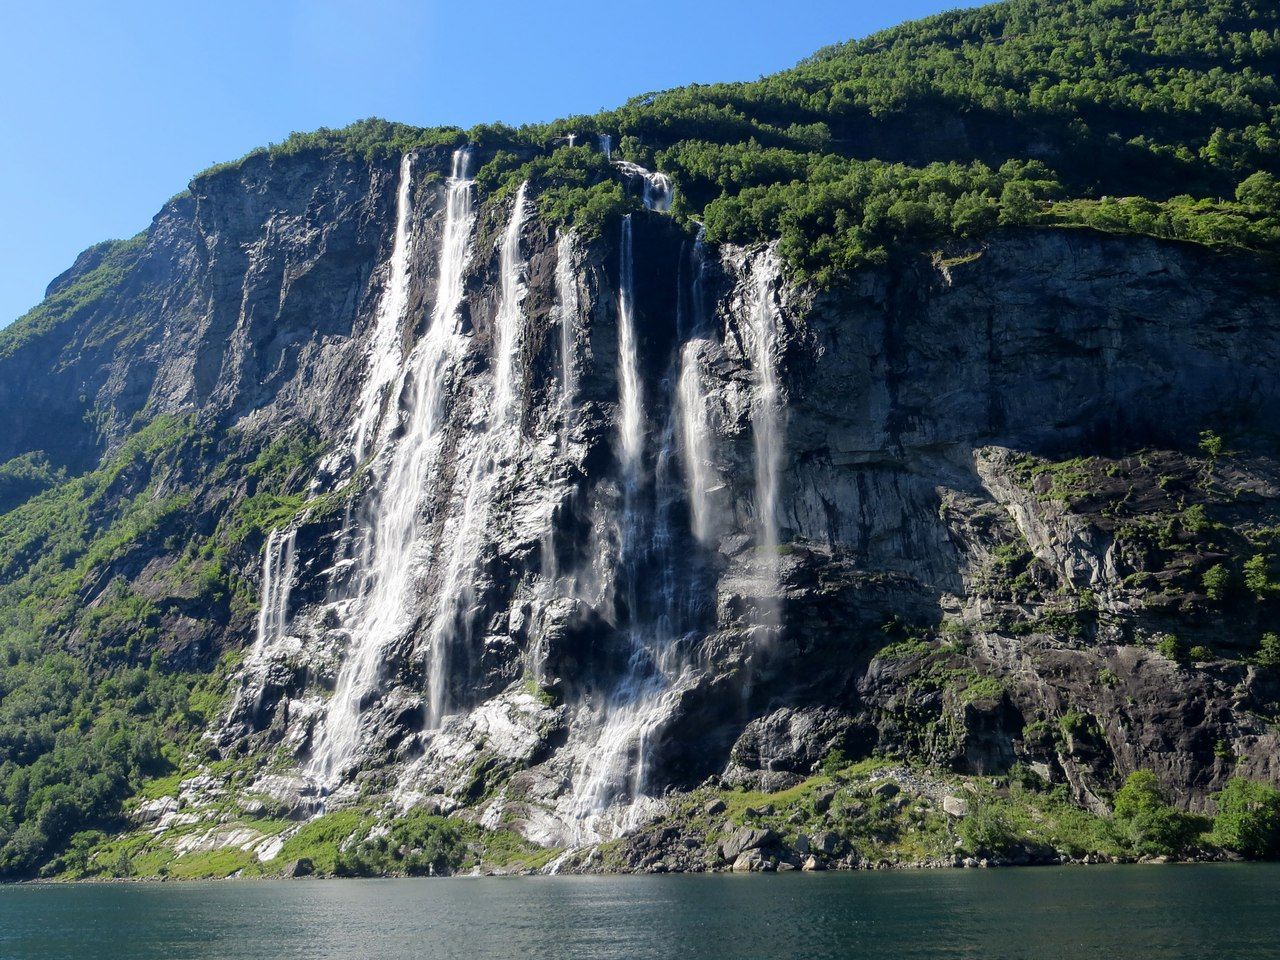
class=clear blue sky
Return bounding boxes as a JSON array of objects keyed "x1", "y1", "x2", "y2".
[{"x1": 0, "y1": 0, "x2": 981, "y2": 326}]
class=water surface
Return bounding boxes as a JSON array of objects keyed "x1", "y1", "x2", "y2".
[{"x1": 2, "y1": 865, "x2": 1277, "y2": 960}]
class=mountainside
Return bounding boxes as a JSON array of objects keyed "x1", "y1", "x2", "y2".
[{"x1": 3, "y1": 0, "x2": 1280, "y2": 879}]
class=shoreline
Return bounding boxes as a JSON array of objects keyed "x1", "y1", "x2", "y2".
[{"x1": 9, "y1": 850, "x2": 1258, "y2": 885}]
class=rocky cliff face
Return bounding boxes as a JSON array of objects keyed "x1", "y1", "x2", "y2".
[{"x1": 3, "y1": 143, "x2": 1279, "y2": 871}]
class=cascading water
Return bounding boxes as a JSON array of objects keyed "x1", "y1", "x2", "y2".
[
  {"x1": 555, "y1": 230, "x2": 580, "y2": 448},
  {"x1": 676, "y1": 232, "x2": 719, "y2": 545},
  {"x1": 421, "y1": 181, "x2": 531, "y2": 729},
  {"x1": 306, "y1": 147, "x2": 477, "y2": 784},
  {"x1": 614, "y1": 161, "x2": 673, "y2": 213},
  {"x1": 616, "y1": 216, "x2": 645, "y2": 472},
  {"x1": 599, "y1": 134, "x2": 612, "y2": 161},
  {"x1": 251, "y1": 527, "x2": 297, "y2": 662},
  {"x1": 350, "y1": 153, "x2": 415, "y2": 465},
  {"x1": 561, "y1": 214, "x2": 709, "y2": 844},
  {"x1": 748, "y1": 250, "x2": 785, "y2": 628}
]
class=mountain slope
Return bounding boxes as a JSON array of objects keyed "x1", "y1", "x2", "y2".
[{"x1": 1, "y1": 0, "x2": 1279, "y2": 879}]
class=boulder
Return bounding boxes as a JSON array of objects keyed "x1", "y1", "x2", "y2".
[
  {"x1": 281, "y1": 858, "x2": 313, "y2": 878},
  {"x1": 721, "y1": 826, "x2": 777, "y2": 859}
]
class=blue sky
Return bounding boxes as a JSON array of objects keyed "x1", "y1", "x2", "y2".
[{"x1": 0, "y1": 0, "x2": 981, "y2": 326}]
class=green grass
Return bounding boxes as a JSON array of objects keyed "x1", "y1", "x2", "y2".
[{"x1": 265, "y1": 810, "x2": 373, "y2": 875}]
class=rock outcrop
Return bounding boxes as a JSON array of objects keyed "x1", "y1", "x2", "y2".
[{"x1": 2, "y1": 142, "x2": 1279, "y2": 867}]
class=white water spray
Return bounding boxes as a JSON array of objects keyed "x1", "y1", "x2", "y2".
[
  {"x1": 616, "y1": 216, "x2": 644, "y2": 473},
  {"x1": 599, "y1": 134, "x2": 612, "y2": 161},
  {"x1": 677, "y1": 233, "x2": 719, "y2": 544},
  {"x1": 307, "y1": 148, "x2": 476, "y2": 784},
  {"x1": 422, "y1": 182, "x2": 531, "y2": 728},
  {"x1": 252, "y1": 528, "x2": 297, "y2": 660},
  {"x1": 614, "y1": 161, "x2": 672, "y2": 213},
  {"x1": 350, "y1": 154, "x2": 415, "y2": 465},
  {"x1": 748, "y1": 251, "x2": 785, "y2": 625},
  {"x1": 555, "y1": 230, "x2": 581, "y2": 447}
]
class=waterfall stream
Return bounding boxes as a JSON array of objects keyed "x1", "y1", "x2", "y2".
[
  {"x1": 560, "y1": 213, "x2": 711, "y2": 844},
  {"x1": 422, "y1": 181, "x2": 531, "y2": 728},
  {"x1": 676, "y1": 233, "x2": 719, "y2": 544},
  {"x1": 614, "y1": 161, "x2": 673, "y2": 213},
  {"x1": 748, "y1": 250, "x2": 785, "y2": 629},
  {"x1": 251, "y1": 528, "x2": 296, "y2": 661},
  {"x1": 350, "y1": 153, "x2": 414, "y2": 465},
  {"x1": 616, "y1": 216, "x2": 644, "y2": 473},
  {"x1": 307, "y1": 148, "x2": 477, "y2": 784},
  {"x1": 555, "y1": 230, "x2": 580, "y2": 448},
  {"x1": 271, "y1": 149, "x2": 784, "y2": 842}
]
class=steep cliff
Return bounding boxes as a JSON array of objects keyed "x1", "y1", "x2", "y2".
[{"x1": 3, "y1": 0, "x2": 1280, "y2": 879}]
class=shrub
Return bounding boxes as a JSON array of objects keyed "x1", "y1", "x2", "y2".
[
  {"x1": 1210, "y1": 778, "x2": 1280, "y2": 859},
  {"x1": 1156, "y1": 634, "x2": 1185, "y2": 663},
  {"x1": 1112, "y1": 771, "x2": 1201, "y2": 857},
  {"x1": 1258, "y1": 633, "x2": 1280, "y2": 669},
  {"x1": 1198, "y1": 431, "x2": 1225, "y2": 458},
  {"x1": 958, "y1": 802, "x2": 1022, "y2": 858}
]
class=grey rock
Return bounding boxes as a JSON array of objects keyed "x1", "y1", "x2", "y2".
[
  {"x1": 721, "y1": 827, "x2": 777, "y2": 860},
  {"x1": 281, "y1": 858, "x2": 313, "y2": 878}
]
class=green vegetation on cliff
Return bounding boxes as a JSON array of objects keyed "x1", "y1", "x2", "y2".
[
  {"x1": 1, "y1": 0, "x2": 1280, "y2": 882},
  {"x1": 205, "y1": 0, "x2": 1280, "y2": 285},
  {"x1": 0, "y1": 415, "x2": 329, "y2": 878}
]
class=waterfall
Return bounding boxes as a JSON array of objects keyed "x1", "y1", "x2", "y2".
[
  {"x1": 616, "y1": 215, "x2": 644, "y2": 473},
  {"x1": 677, "y1": 343, "x2": 716, "y2": 545},
  {"x1": 560, "y1": 214, "x2": 714, "y2": 844},
  {"x1": 748, "y1": 251, "x2": 785, "y2": 626},
  {"x1": 599, "y1": 134, "x2": 612, "y2": 161},
  {"x1": 350, "y1": 153, "x2": 414, "y2": 465},
  {"x1": 307, "y1": 147, "x2": 476, "y2": 784},
  {"x1": 252, "y1": 528, "x2": 297, "y2": 660},
  {"x1": 422, "y1": 181, "x2": 531, "y2": 728},
  {"x1": 561, "y1": 213, "x2": 653, "y2": 841},
  {"x1": 614, "y1": 161, "x2": 673, "y2": 213},
  {"x1": 677, "y1": 233, "x2": 719, "y2": 544},
  {"x1": 643, "y1": 172, "x2": 673, "y2": 214},
  {"x1": 555, "y1": 230, "x2": 580, "y2": 447}
]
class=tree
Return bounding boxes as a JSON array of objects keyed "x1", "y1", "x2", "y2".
[
  {"x1": 1258, "y1": 633, "x2": 1280, "y2": 669},
  {"x1": 1244, "y1": 555, "x2": 1275, "y2": 599},
  {"x1": 998, "y1": 182, "x2": 1039, "y2": 225},
  {"x1": 1202, "y1": 564, "x2": 1230, "y2": 602},
  {"x1": 1211, "y1": 779, "x2": 1280, "y2": 859},
  {"x1": 1113, "y1": 771, "x2": 1200, "y2": 856},
  {"x1": 1236, "y1": 172, "x2": 1280, "y2": 210}
]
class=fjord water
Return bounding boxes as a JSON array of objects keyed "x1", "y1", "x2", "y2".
[{"x1": 4, "y1": 867, "x2": 1278, "y2": 960}]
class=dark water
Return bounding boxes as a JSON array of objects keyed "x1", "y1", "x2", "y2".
[{"x1": 2, "y1": 866, "x2": 1279, "y2": 960}]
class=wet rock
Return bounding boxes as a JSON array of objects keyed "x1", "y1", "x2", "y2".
[{"x1": 731, "y1": 850, "x2": 775, "y2": 872}]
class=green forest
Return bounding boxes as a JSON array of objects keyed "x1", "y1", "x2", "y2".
[{"x1": 213, "y1": 0, "x2": 1280, "y2": 284}]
